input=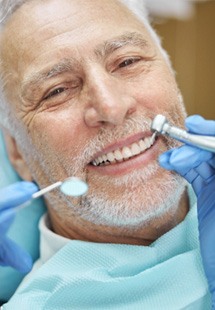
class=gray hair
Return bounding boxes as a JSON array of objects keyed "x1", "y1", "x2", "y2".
[
  {"x1": 0, "y1": 0, "x2": 171, "y2": 136},
  {"x1": 0, "y1": 0, "x2": 28, "y2": 25}
]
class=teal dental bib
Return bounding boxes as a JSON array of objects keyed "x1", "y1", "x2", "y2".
[{"x1": 4, "y1": 190, "x2": 211, "y2": 309}]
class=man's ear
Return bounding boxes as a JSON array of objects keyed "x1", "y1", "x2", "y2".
[{"x1": 3, "y1": 132, "x2": 33, "y2": 181}]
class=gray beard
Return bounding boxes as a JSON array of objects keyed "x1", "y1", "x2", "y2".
[{"x1": 76, "y1": 161, "x2": 187, "y2": 228}]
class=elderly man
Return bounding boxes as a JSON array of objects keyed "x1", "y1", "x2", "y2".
[{"x1": 0, "y1": 0, "x2": 213, "y2": 308}]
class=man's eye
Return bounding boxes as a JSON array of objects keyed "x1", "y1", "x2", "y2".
[
  {"x1": 44, "y1": 87, "x2": 66, "y2": 100},
  {"x1": 118, "y1": 58, "x2": 140, "y2": 68}
]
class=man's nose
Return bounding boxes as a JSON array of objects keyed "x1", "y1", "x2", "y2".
[{"x1": 84, "y1": 74, "x2": 136, "y2": 127}]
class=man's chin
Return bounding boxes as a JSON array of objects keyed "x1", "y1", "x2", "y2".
[{"x1": 78, "y1": 171, "x2": 187, "y2": 228}]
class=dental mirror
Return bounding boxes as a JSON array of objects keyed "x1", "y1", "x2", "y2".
[
  {"x1": 60, "y1": 177, "x2": 88, "y2": 197},
  {"x1": 32, "y1": 177, "x2": 88, "y2": 199},
  {"x1": 0, "y1": 177, "x2": 88, "y2": 225}
]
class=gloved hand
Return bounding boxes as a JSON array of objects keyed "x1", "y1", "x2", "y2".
[
  {"x1": 0, "y1": 181, "x2": 38, "y2": 273},
  {"x1": 159, "y1": 115, "x2": 215, "y2": 306}
]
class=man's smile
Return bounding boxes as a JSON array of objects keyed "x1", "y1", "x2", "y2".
[
  {"x1": 87, "y1": 130, "x2": 161, "y2": 176},
  {"x1": 91, "y1": 132, "x2": 157, "y2": 166}
]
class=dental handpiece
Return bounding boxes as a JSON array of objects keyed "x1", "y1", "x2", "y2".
[{"x1": 151, "y1": 114, "x2": 215, "y2": 153}]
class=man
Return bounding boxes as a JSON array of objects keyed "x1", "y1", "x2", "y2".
[{"x1": 0, "y1": 0, "x2": 212, "y2": 308}]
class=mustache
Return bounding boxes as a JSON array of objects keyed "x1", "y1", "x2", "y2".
[{"x1": 75, "y1": 114, "x2": 153, "y2": 164}]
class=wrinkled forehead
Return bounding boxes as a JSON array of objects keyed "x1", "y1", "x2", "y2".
[
  {"x1": 0, "y1": 0, "x2": 156, "y2": 85},
  {"x1": 1, "y1": 0, "x2": 149, "y2": 42},
  {"x1": 2, "y1": 0, "x2": 137, "y2": 28},
  {"x1": 0, "y1": 0, "x2": 151, "y2": 61}
]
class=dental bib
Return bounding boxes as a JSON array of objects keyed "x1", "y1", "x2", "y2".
[{"x1": 4, "y1": 190, "x2": 211, "y2": 309}]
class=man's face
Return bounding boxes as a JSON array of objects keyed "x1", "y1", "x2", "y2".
[{"x1": 1, "y1": 0, "x2": 186, "y2": 230}]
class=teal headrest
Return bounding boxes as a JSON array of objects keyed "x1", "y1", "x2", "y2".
[{"x1": 0, "y1": 131, "x2": 46, "y2": 301}]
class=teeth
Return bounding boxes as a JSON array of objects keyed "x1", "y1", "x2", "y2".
[
  {"x1": 91, "y1": 133, "x2": 156, "y2": 166},
  {"x1": 114, "y1": 149, "x2": 123, "y2": 161},
  {"x1": 102, "y1": 155, "x2": 108, "y2": 162},
  {"x1": 122, "y1": 146, "x2": 132, "y2": 159},
  {"x1": 107, "y1": 152, "x2": 115, "y2": 162},
  {"x1": 95, "y1": 158, "x2": 100, "y2": 165},
  {"x1": 145, "y1": 138, "x2": 151, "y2": 148},
  {"x1": 98, "y1": 156, "x2": 103, "y2": 163},
  {"x1": 139, "y1": 139, "x2": 147, "y2": 152},
  {"x1": 131, "y1": 143, "x2": 141, "y2": 156}
]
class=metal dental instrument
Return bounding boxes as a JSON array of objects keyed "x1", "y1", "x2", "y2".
[
  {"x1": 0, "y1": 177, "x2": 88, "y2": 225},
  {"x1": 151, "y1": 114, "x2": 215, "y2": 153}
]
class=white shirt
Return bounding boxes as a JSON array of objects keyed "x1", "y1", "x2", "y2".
[{"x1": 23, "y1": 214, "x2": 70, "y2": 282}]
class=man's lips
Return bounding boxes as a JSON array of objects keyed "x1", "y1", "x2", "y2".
[{"x1": 89, "y1": 132, "x2": 157, "y2": 167}]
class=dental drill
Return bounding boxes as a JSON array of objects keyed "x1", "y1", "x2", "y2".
[{"x1": 151, "y1": 114, "x2": 215, "y2": 153}]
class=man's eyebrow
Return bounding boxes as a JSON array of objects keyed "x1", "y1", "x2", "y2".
[
  {"x1": 21, "y1": 59, "x2": 78, "y2": 96},
  {"x1": 21, "y1": 32, "x2": 148, "y2": 96},
  {"x1": 94, "y1": 32, "x2": 148, "y2": 59}
]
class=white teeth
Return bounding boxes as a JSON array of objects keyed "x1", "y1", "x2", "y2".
[
  {"x1": 98, "y1": 156, "x2": 103, "y2": 163},
  {"x1": 144, "y1": 137, "x2": 151, "y2": 148},
  {"x1": 91, "y1": 133, "x2": 156, "y2": 166},
  {"x1": 122, "y1": 146, "x2": 132, "y2": 159},
  {"x1": 138, "y1": 139, "x2": 147, "y2": 152},
  {"x1": 131, "y1": 143, "x2": 141, "y2": 156},
  {"x1": 114, "y1": 149, "x2": 123, "y2": 161},
  {"x1": 107, "y1": 152, "x2": 115, "y2": 162},
  {"x1": 95, "y1": 158, "x2": 100, "y2": 165},
  {"x1": 102, "y1": 154, "x2": 108, "y2": 162}
]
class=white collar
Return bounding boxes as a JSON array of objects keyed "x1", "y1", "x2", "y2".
[{"x1": 39, "y1": 213, "x2": 70, "y2": 264}]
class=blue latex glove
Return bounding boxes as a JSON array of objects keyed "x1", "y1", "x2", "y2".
[
  {"x1": 159, "y1": 115, "x2": 215, "y2": 306},
  {"x1": 0, "y1": 181, "x2": 38, "y2": 273}
]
